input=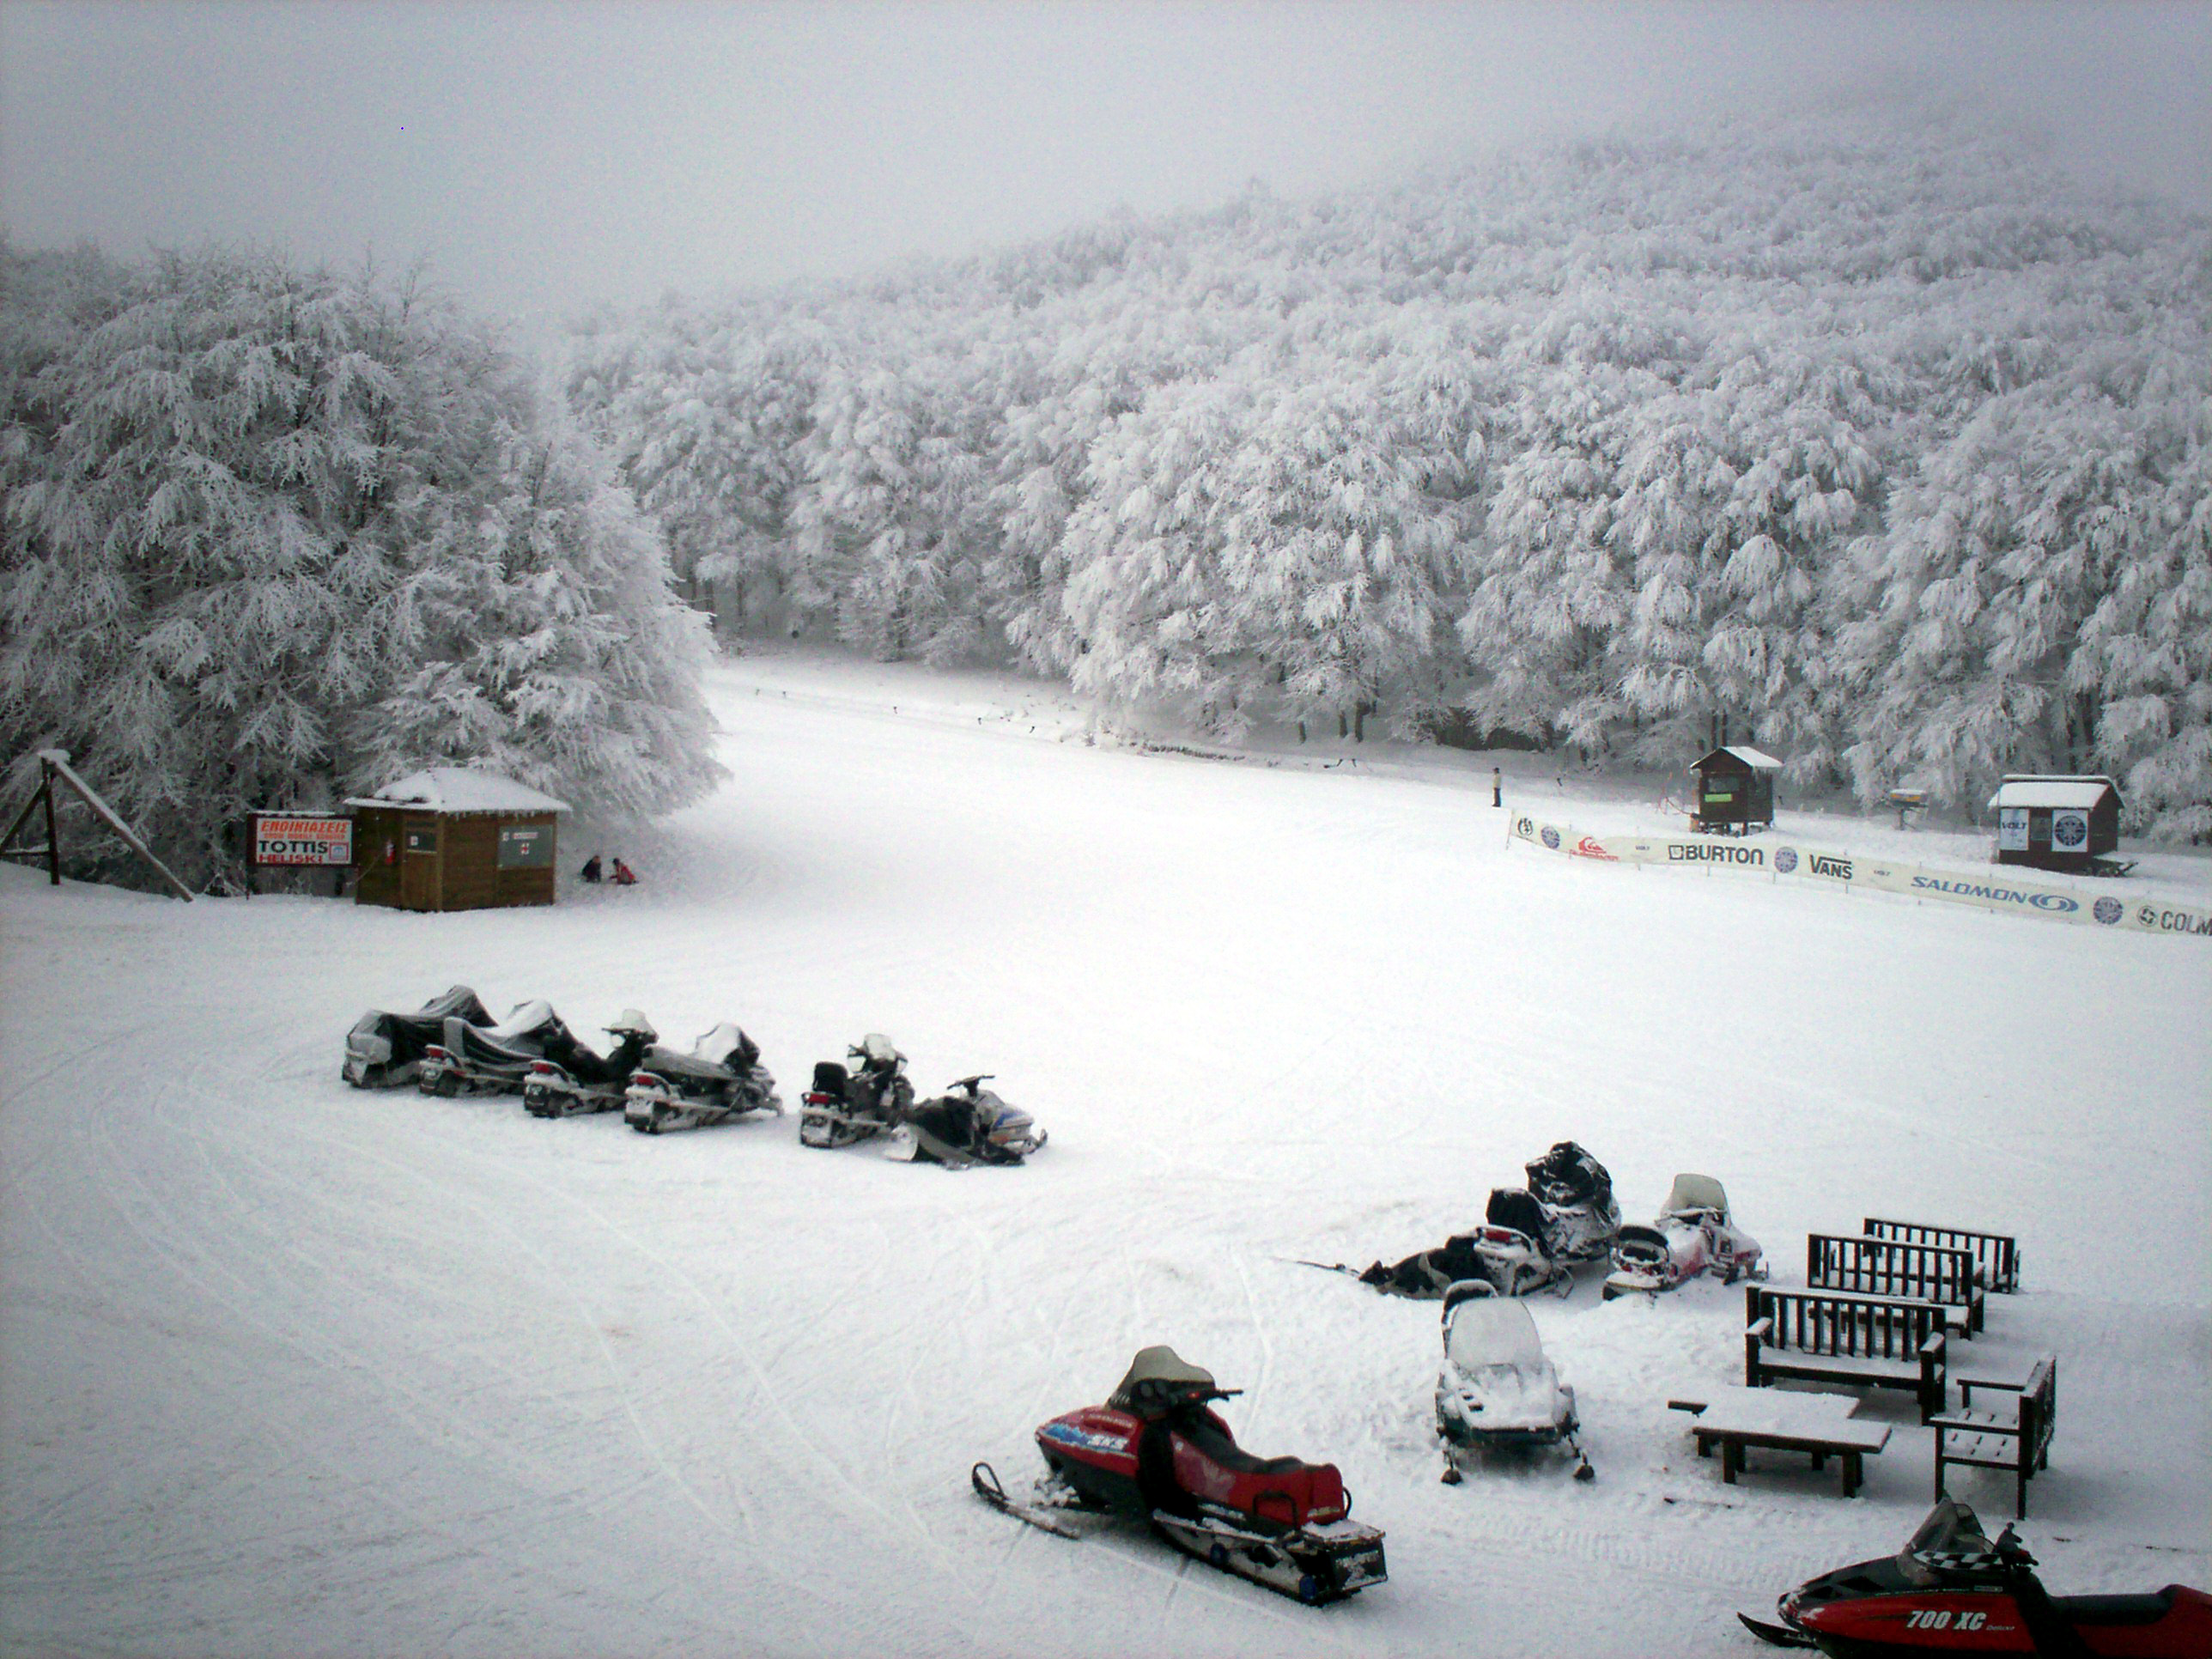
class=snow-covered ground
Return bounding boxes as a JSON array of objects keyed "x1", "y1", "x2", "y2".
[{"x1": 3, "y1": 651, "x2": 2208, "y2": 1658}]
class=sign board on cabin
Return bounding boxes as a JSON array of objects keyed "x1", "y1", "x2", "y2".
[
  {"x1": 251, "y1": 813, "x2": 353, "y2": 867},
  {"x1": 497, "y1": 824, "x2": 554, "y2": 869}
]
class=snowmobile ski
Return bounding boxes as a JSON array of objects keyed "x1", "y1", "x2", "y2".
[
  {"x1": 970, "y1": 1462, "x2": 1085, "y2": 1539},
  {"x1": 1737, "y1": 1612, "x2": 1819, "y2": 1648}
]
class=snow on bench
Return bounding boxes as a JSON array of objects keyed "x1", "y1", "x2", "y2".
[
  {"x1": 1808, "y1": 1232, "x2": 1986, "y2": 1336},
  {"x1": 1932, "y1": 1355, "x2": 2056, "y2": 1519},
  {"x1": 1745, "y1": 1284, "x2": 1948, "y2": 1423},
  {"x1": 1863, "y1": 1217, "x2": 2021, "y2": 1294}
]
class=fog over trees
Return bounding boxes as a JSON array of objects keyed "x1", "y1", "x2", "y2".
[
  {"x1": 568, "y1": 105, "x2": 2210, "y2": 840},
  {"x1": 3, "y1": 100, "x2": 2206, "y2": 882}
]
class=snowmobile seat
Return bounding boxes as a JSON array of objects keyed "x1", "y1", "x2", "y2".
[
  {"x1": 2051, "y1": 1589, "x2": 2184, "y2": 1626},
  {"x1": 811, "y1": 1060, "x2": 849, "y2": 1096},
  {"x1": 1168, "y1": 1417, "x2": 1346, "y2": 1528},
  {"x1": 1175, "y1": 1416, "x2": 1307, "y2": 1477}
]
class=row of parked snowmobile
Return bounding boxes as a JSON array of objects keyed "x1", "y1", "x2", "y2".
[
  {"x1": 1344, "y1": 1141, "x2": 1767, "y2": 1304},
  {"x1": 341, "y1": 988, "x2": 1044, "y2": 1165}
]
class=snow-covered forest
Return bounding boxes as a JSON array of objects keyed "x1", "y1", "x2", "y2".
[
  {"x1": 567, "y1": 106, "x2": 2212, "y2": 840},
  {"x1": 0, "y1": 245, "x2": 720, "y2": 888}
]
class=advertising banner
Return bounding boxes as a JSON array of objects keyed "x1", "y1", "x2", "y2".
[
  {"x1": 2049, "y1": 808, "x2": 2091, "y2": 854},
  {"x1": 251, "y1": 813, "x2": 353, "y2": 867},
  {"x1": 1997, "y1": 807, "x2": 2029, "y2": 852},
  {"x1": 1509, "y1": 808, "x2": 2207, "y2": 940}
]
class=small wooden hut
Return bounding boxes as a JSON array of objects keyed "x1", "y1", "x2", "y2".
[
  {"x1": 1689, "y1": 746, "x2": 1782, "y2": 835},
  {"x1": 1987, "y1": 775, "x2": 2122, "y2": 873},
  {"x1": 347, "y1": 769, "x2": 570, "y2": 912}
]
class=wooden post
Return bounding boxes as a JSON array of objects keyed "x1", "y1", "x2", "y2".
[{"x1": 41, "y1": 756, "x2": 58, "y2": 884}]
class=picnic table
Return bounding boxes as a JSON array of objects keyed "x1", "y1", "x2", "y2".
[{"x1": 1669, "y1": 1385, "x2": 1892, "y2": 1497}]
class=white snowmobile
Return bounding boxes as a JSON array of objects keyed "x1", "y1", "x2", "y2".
[
  {"x1": 799, "y1": 1034, "x2": 913, "y2": 1149},
  {"x1": 523, "y1": 1010, "x2": 659, "y2": 1118},
  {"x1": 623, "y1": 1023, "x2": 781, "y2": 1133},
  {"x1": 343, "y1": 985, "x2": 492, "y2": 1088},
  {"x1": 883, "y1": 1075, "x2": 1046, "y2": 1167},
  {"x1": 1602, "y1": 1173, "x2": 1767, "y2": 1300},
  {"x1": 1434, "y1": 1283, "x2": 1592, "y2": 1482}
]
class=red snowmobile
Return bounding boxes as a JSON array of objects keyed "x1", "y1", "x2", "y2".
[
  {"x1": 971, "y1": 1346, "x2": 1387, "y2": 1605},
  {"x1": 1742, "y1": 1498, "x2": 2211, "y2": 1656}
]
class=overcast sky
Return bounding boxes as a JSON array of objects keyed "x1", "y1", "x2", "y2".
[{"x1": 4, "y1": 1, "x2": 2208, "y2": 322}]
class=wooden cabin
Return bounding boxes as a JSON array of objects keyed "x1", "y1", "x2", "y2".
[
  {"x1": 1986, "y1": 775, "x2": 2122, "y2": 873},
  {"x1": 1690, "y1": 746, "x2": 1782, "y2": 835},
  {"x1": 346, "y1": 769, "x2": 570, "y2": 912}
]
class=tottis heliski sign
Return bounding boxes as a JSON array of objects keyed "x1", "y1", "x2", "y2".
[{"x1": 252, "y1": 813, "x2": 353, "y2": 866}]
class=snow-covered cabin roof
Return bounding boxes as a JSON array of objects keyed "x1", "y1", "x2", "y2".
[
  {"x1": 1986, "y1": 775, "x2": 2119, "y2": 811},
  {"x1": 1693, "y1": 745, "x2": 1783, "y2": 772},
  {"x1": 344, "y1": 768, "x2": 572, "y2": 816}
]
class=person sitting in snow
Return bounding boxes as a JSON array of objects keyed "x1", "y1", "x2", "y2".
[
  {"x1": 580, "y1": 853, "x2": 603, "y2": 884},
  {"x1": 611, "y1": 856, "x2": 638, "y2": 886}
]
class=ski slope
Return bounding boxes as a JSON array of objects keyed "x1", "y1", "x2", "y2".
[{"x1": 3, "y1": 652, "x2": 2208, "y2": 1658}]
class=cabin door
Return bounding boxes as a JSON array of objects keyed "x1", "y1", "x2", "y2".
[{"x1": 398, "y1": 818, "x2": 441, "y2": 909}]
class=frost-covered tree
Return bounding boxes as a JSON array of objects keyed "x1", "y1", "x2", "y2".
[{"x1": 0, "y1": 246, "x2": 719, "y2": 889}]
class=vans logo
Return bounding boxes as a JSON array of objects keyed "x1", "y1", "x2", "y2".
[{"x1": 1808, "y1": 854, "x2": 1854, "y2": 880}]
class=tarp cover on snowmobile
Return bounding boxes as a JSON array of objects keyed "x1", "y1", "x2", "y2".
[
  {"x1": 1486, "y1": 1186, "x2": 1548, "y2": 1240},
  {"x1": 1662, "y1": 1173, "x2": 1729, "y2": 1217},
  {"x1": 1445, "y1": 1297, "x2": 1546, "y2": 1371},
  {"x1": 1526, "y1": 1141, "x2": 1611, "y2": 1209}
]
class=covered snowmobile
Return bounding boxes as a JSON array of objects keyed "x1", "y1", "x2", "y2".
[
  {"x1": 523, "y1": 1010, "x2": 659, "y2": 1118},
  {"x1": 799, "y1": 1034, "x2": 913, "y2": 1149},
  {"x1": 972, "y1": 1346, "x2": 1388, "y2": 1605},
  {"x1": 623, "y1": 1024, "x2": 780, "y2": 1133},
  {"x1": 343, "y1": 986, "x2": 492, "y2": 1088},
  {"x1": 1742, "y1": 1498, "x2": 2212, "y2": 1655},
  {"x1": 419, "y1": 1000, "x2": 578, "y2": 1097},
  {"x1": 1434, "y1": 1285, "x2": 1591, "y2": 1482},
  {"x1": 1602, "y1": 1173, "x2": 1765, "y2": 1299},
  {"x1": 883, "y1": 1075, "x2": 1045, "y2": 1167},
  {"x1": 1351, "y1": 1142, "x2": 1621, "y2": 1299}
]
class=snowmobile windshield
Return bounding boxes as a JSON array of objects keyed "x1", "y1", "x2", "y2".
[
  {"x1": 859, "y1": 1033, "x2": 902, "y2": 1067},
  {"x1": 1445, "y1": 1297, "x2": 1545, "y2": 1370},
  {"x1": 1526, "y1": 1142, "x2": 1611, "y2": 1207},
  {"x1": 1896, "y1": 1500, "x2": 1998, "y2": 1584},
  {"x1": 1486, "y1": 1188, "x2": 1547, "y2": 1239},
  {"x1": 1662, "y1": 1174, "x2": 1728, "y2": 1217},
  {"x1": 1109, "y1": 1346, "x2": 1223, "y2": 1413}
]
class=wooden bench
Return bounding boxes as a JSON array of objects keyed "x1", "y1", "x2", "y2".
[
  {"x1": 1745, "y1": 1285, "x2": 1948, "y2": 1422},
  {"x1": 1865, "y1": 1217, "x2": 2021, "y2": 1294},
  {"x1": 1668, "y1": 1387, "x2": 1891, "y2": 1498},
  {"x1": 1932, "y1": 1355, "x2": 2056, "y2": 1519},
  {"x1": 1808, "y1": 1232, "x2": 1986, "y2": 1335}
]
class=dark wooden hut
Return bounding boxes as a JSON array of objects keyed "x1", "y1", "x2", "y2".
[
  {"x1": 1987, "y1": 775, "x2": 2122, "y2": 873},
  {"x1": 1689, "y1": 746, "x2": 1782, "y2": 835},
  {"x1": 346, "y1": 769, "x2": 569, "y2": 912}
]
